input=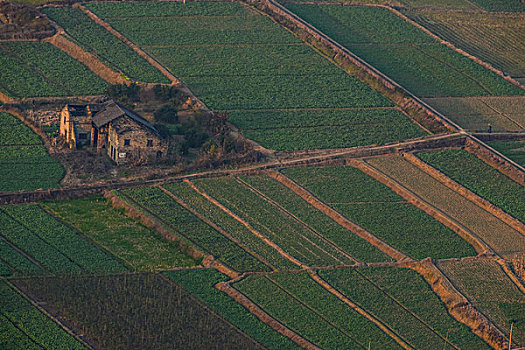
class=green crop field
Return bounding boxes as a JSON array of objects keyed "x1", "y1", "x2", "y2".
[
  {"x1": 192, "y1": 177, "x2": 355, "y2": 267},
  {"x1": 0, "y1": 42, "x2": 106, "y2": 98},
  {"x1": 0, "y1": 113, "x2": 64, "y2": 192},
  {"x1": 437, "y1": 259, "x2": 525, "y2": 347},
  {"x1": 424, "y1": 96, "x2": 525, "y2": 132},
  {"x1": 42, "y1": 196, "x2": 197, "y2": 271},
  {"x1": 0, "y1": 239, "x2": 43, "y2": 277},
  {"x1": 121, "y1": 186, "x2": 269, "y2": 272},
  {"x1": 239, "y1": 175, "x2": 391, "y2": 263},
  {"x1": 407, "y1": 10, "x2": 525, "y2": 77},
  {"x1": 366, "y1": 154, "x2": 525, "y2": 258},
  {"x1": 165, "y1": 269, "x2": 301, "y2": 350},
  {"x1": 41, "y1": 7, "x2": 168, "y2": 84},
  {"x1": 487, "y1": 140, "x2": 525, "y2": 166},
  {"x1": 14, "y1": 273, "x2": 263, "y2": 350},
  {"x1": 468, "y1": 0, "x2": 525, "y2": 12},
  {"x1": 0, "y1": 280, "x2": 87, "y2": 350},
  {"x1": 398, "y1": 0, "x2": 479, "y2": 9},
  {"x1": 417, "y1": 149, "x2": 525, "y2": 224},
  {"x1": 0, "y1": 205, "x2": 126, "y2": 274},
  {"x1": 284, "y1": 4, "x2": 523, "y2": 98},
  {"x1": 235, "y1": 272, "x2": 401, "y2": 349},
  {"x1": 84, "y1": 1, "x2": 428, "y2": 151},
  {"x1": 283, "y1": 166, "x2": 477, "y2": 260},
  {"x1": 320, "y1": 267, "x2": 490, "y2": 349}
]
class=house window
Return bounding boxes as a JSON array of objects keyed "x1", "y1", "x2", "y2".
[
  {"x1": 124, "y1": 139, "x2": 131, "y2": 146},
  {"x1": 147, "y1": 140, "x2": 153, "y2": 147},
  {"x1": 78, "y1": 133, "x2": 87, "y2": 140}
]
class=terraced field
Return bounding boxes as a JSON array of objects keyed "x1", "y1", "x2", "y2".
[
  {"x1": 283, "y1": 4, "x2": 523, "y2": 97},
  {"x1": 407, "y1": 10, "x2": 525, "y2": 77},
  {"x1": 366, "y1": 154, "x2": 525, "y2": 258},
  {"x1": 417, "y1": 149, "x2": 525, "y2": 224},
  {"x1": 282, "y1": 166, "x2": 477, "y2": 260},
  {"x1": 423, "y1": 96, "x2": 525, "y2": 131},
  {"x1": 487, "y1": 140, "x2": 525, "y2": 167},
  {"x1": 41, "y1": 7, "x2": 168, "y2": 84},
  {"x1": 84, "y1": 1, "x2": 428, "y2": 150},
  {"x1": 437, "y1": 259, "x2": 525, "y2": 347},
  {"x1": 0, "y1": 42, "x2": 106, "y2": 98},
  {"x1": 0, "y1": 112, "x2": 64, "y2": 192}
]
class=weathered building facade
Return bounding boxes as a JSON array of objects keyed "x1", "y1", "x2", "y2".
[{"x1": 59, "y1": 100, "x2": 167, "y2": 164}]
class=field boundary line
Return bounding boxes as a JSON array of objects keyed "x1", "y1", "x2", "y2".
[
  {"x1": 215, "y1": 279, "x2": 323, "y2": 350},
  {"x1": 235, "y1": 177, "x2": 357, "y2": 264},
  {"x1": 157, "y1": 185, "x2": 276, "y2": 271},
  {"x1": 477, "y1": 98, "x2": 525, "y2": 130},
  {"x1": 75, "y1": 4, "x2": 181, "y2": 85},
  {"x1": 407, "y1": 260, "x2": 509, "y2": 349},
  {"x1": 494, "y1": 258, "x2": 525, "y2": 295},
  {"x1": 267, "y1": 170, "x2": 409, "y2": 262},
  {"x1": 403, "y1": 152, "x2": 525, "y2": 236},
  {"x1": 184, "y1": 179, "x2": 308, "y2": 269},
  {"x1": 5, "y1": 280, "x2": 95, "y2": 349},
  {"x1": 0, "y1": 311, "x2": 46, "y2": 349},
  {"x1": 309, "y1": 272, "x2": 414, "y2": 349},
  {"x1": 0, "y1": 233, "x2": 50, "y2": 275},
  {"x1": 355, "y1": 158, "x2": 491, "y2": 255}
]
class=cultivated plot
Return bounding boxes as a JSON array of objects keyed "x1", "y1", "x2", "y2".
[
  {"x1": 283, "y1": 4, "x2": 523, "y2": 97},
  {"x1": 85, "y1": 1, "x2": 428, "y2": 150},
  {"x1": 0, "y1": 112, "x2": 64, "y2": 192},
  {"x1": 0, "y1": 42, "x2": 106, "y2": 98},
  {"x1": 437, "y1": 259, "x2": 525, "y2": 347},
  {"x1": 487, "y1": 140, "x2": 525, "y2": 167}
]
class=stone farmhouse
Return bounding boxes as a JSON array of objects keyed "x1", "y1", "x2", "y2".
[{"x1": 59, "y1": 100, "x2": 167, "y2": 164}]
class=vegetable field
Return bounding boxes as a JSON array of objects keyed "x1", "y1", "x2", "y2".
[
  {"x1": 85, "y1": 1, "x2": 427, "y2": 150},
  {"x1": 407, "y1": 10, "x2": 525, "y2": 77},
  {"x1": 0, "y1": 280, "x2": 86, "y2": 350},
  {"x1": 366, "y1": 154, "x2": 525, "y2": 258},
  {"x1": 423, "y1": 96, "x2": 525, "y2": 132},
  {"x1": 437, "y1": 259, "x2": 525, "y2": 346},
  {"x1": 0, "y1": 112, "x2": 64, "y2": 192},
  {"x1": 467, "y1": 0, "x2": 525, "y2": 12},
  {"x1": 417, "y1": 149, "x2": 525, "y2": 224},
  {"x1": 165, "y1": 269, "x2": 301, "y2": 350},
  {"x1": 284, "y1": 4, "x2": 523, "y2": 97},
  {"x1": 121, "y1": 186, "x2": 269, "y2": 272},
  {"x1": 14, "y1": 274, "x2": 264, "y2": 350},
  {"x1": 487, "y1": 140, "x2": 525, "y2": 167},
  {"x1": 282, "y1": 166, "x2": 477, "y2": 259},
  {"x1": 234, "y1": 273, "x2": 401, "y2": 349},
  {"x1": 0, "y1": 205, "x2": 127, "y2": 274},
  {"x1": 0, "y1": 42, "x2": 106, "y2": 98},
  {"x1": 41, "y1": 7, "x2": 168, "y2": 84},
  {"x1": 320, "y1": 267, "x2": 490, "y2": 349},
  {"x1": 42, "y1": 196, "x2": 197, "y2": 271}
]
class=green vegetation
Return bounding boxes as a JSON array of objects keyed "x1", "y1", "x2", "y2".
[
  {"x1": 163, "y1": 182, "x2": 297, "y2": 270},
  {"x1": 417, "y1": 149, "x2": 525, "y2": 224},
  {"x1": 235, "y1": 273, "x2": 401, "y2": 349},
  {"x1": 407, "y1": 11, "x2": 525, "y2": 76},
  {"x1": 1, "y1": 42, "x2": 106, "y2": 96},
  {"x1": 0, "y1": 239, "x2": 42, "y2": 277},
  {"x1": 468, "y1": 0, "x2": 524, "y2": 12},
  {"x1": 284, "y1": 4, "x2": 523, "y2": 97},
  {"x1": 15, "y1": 274, "x2": 263, "y2": 350},
  {"x1": 0, "y1": 205, "x2": 126, "y2": 274},
  {"x1": 0, "y1": 112, "x2": 64, "y2": 192},
  {"x1": 193, "y1": 177, "x2": 355, "y2": 267},
  {"x1": 321, "y1": 267, "x2": 490, "y2": 349},
  {"x1": 283, "y1": 166, "x2": 477, "y2": 259},
  {"x1": 0, "y1": 280, "x2": 86, "y2": 350},
  {"x1": 165, "y1": 269, "x2": 301, "y2": 350},
  {"x1": 240, "y1": 175, "x2": 391, "y2": 263},
  {"x1": 41, "y1": 7, "x2": 168, "y2": 83},
  {"x1": 438, "y1": 259, "x2": 525, "y2": 346},
  {"x1": 85, "y1": 1, "x2": 427, "y2": 151},
  {"x1": 487, "y1": 140, "x2": 525, "y2": 166},
  {"x1": 121, "y1": 186, "x2": 268, "y2": 272},
  {"x1": 399, "y1": 0, "x2": 479, "y2": 9},
  {"x1": 43, "y1": 196, "x2": 197, "y2": 271}
]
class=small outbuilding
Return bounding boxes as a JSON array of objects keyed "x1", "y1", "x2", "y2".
[{"x1": 60, "y1": 100, "x2": 167, "y2": 164}]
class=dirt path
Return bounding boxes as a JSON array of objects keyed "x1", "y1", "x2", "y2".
[
  {"x1": 404, "y1": 152, "x2": 525, "y2": 236},
  {"x1": 215, "y1": 280, "x2": 322, "y2": 350},
  {"x1": 44, "y1": 33, "x2": 128, "y2": 86},
  {"x1": 267, "y1": 170, "x2": 409, "y2": 262},
  {"x1": 353, "y1": 158, "x2": 491, "y2": 255}
]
